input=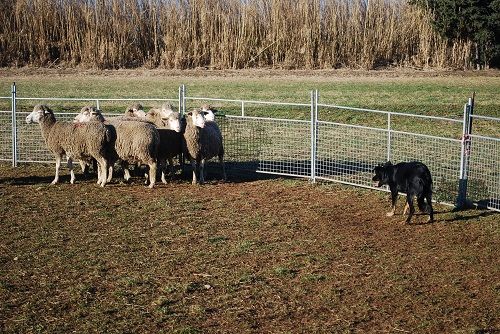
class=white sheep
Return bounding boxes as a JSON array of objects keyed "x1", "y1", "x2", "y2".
[
  {"x1": 74, "y1": 108, "x2": 160, "y2": 188},
  {"x1": 26, "y1": 104, "x2": 112, "y2": 186},
  {"x1": 125, "y1": 103, "x2": 146, "y2": 118},
  {"x1": 183, "y1": 108, "x2": 226, "y2": 184},
  {"x1": 145, "y1": 104, "x2": 181, "y2": 130}
]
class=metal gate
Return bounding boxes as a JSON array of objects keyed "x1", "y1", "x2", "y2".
[{"x1": 2, "y1": 83, "x2": 499, "y2": 212}]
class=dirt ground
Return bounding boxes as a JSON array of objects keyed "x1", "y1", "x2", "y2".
[
  {"x1": 0, "y1": 163, "x2": 499, "y2": 333},
  {"x1": 2, "y1": 67, "x2": 500, "y2": 79}
]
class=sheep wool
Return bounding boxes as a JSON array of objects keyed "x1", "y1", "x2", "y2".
[
  {"x1": 26, "y1": 104, "x2": 111, "y2": 186},
  {"x1": 183, "y1": 109, "x2": 226, "y2": 184}
]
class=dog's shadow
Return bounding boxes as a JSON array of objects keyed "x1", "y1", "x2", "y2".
[
  {"x1": 410, "y1": 209, "x2": 497, "y2": 225},
  {"x1": 439, "y1": 210, "x2": 497, "y2": 224}
]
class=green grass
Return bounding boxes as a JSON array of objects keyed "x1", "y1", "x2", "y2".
[
  {"x1": 1, "y1": 70, "x2": 499, "y2": 115},
  {"x1": 1, "y1": 70, "x2": 498, "y2": 136}
]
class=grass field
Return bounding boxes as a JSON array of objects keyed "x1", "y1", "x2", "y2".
[
  {"x1": 1, "y1": 69, "x2": 500, "y2": 116},
  {"x1": 1, "y1": 69, "x2": 499, "y2": 333}
]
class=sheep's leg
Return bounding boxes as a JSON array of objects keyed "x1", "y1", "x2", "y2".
[
  {"x1": 97, "y1": 163, "x2": 101, "y2": 182},
  {"x1": 168, "y1": 158, "x2": 175, "y2": 175},
  {"x1": 122, "y1": 162, "x2": 131, "y2": 182},
  {"x1": 52, "y1": 155, "x2": 62, "y2": 185},
  {"x1": 148, "y1": 162, "x2": 156, "y2": 188},
  {"x1": 79, "y1": 160, "x2": 88, "y2": 175},
  {"x1": 199, "y1": 158, "x2": 205, "y2": 184},
  {"x1": 159, "y1": 158, "x2": 168, "y2": 184},
  {"x1": 143, "y1": 165, "x2": 150, "y2": 185},
  {"x1": 107, "y1": 165, "x2": 113, "y2": 183},
  {"x1": 97, "y1": 158, "x2": 108, "y2": 187},
  {"x1": 190, "y1": 159, "x2": 197, "y2": 185},
  {"x1": 67, "y1": 157, "x2": 75, "y2": 184}
]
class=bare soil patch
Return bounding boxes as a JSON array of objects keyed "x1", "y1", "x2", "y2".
[
  {"x1": 0, "y1": 163, "x2": 498, "y2": 333},
  {"x1": 1, "y1": 67, "x2": 500, "y2": 80}
]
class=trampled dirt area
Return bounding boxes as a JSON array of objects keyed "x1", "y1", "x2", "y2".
[{"x1": 0, "y1": 163, "x2": 498, "y2": 333}]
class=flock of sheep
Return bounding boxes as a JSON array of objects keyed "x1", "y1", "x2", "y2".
[{"x1": 25, "y1": 103, "x2": 226, "y2": 187}]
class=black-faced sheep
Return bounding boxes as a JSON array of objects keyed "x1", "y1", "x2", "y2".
[
  {"x1": 200, "y1": 104, "x2": 218, "y2": 122},
  {"x1": 183, "y1": 108, "x2": 226, "y2": 184},
  {"x1": 26, "y1": 104, "x2": 112, "y2": 186}
]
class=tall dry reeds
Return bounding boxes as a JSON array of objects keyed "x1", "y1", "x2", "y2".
[{"x1": 0, "y1": 0, "x2": 474, "y2": 69}]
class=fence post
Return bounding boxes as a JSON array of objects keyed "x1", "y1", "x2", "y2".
[
  {"x1": 181, "y1": 84, "x2": 186, "y2": 115},
  {"x1": 11, "y1": 82, "x2": 17, "y2": 167},
  {"x1": 386, "y1": 113, "x2": 391, "y2": 162},
  {"x1": 178, "y1": 85, "x2": 182, "y2": 117},
  {"x1": 180, "y1": 84, "x2": 186, "y2": 175},
  {"x1": 310, "y1": 90, "x2": 318, "y2": 183},
  {"x1": 95, "y1": 99, "x2": 100, "y2": 110},
  {"x1": 455, "y1": 96, "x2": 474, "y2": 209},
  {"x1": 241, "y1": 101, "x2": 245, "y2": 117}
]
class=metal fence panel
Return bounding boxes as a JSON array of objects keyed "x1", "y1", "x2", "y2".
[
  {"x1": 315, "y1": 122, "x2": 387, "y2": 189},
  {"x1": 0, "y1": 111, "x2": 12, "y2": 162},
  {"x1": 16, "y1": 112, "x2": 79, "y2": 163},
  {"x1": 3, "y1": 88, "x2": 500, "y2": 213},
  {"x1": 219, "y1": 116, "x2": 312, "y2": 178},
  {"x1": 390, "y1": 132, "x2": 462, "y2": 204},
  {"x1": 467, "y1": 135, "x2": 500, "y2": 211}
]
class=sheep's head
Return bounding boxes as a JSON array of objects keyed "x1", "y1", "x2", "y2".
[
  {"x1": 201, "y1": 104, "x2": 217, "y2": 122},
  {"x1": 161, "y1": 103, "x2": 174, "y2": 114},
  {"x1": 26, "y1": 104, "x2": 53, "y2": 124},
  {"x1": 74, "y1": 106, "x2": 105, "y2": 123},
  {"x1": 187, "y1": 109, "x2": 205, "y2": 128},
  {"x1": 164, "y1": 111, "x2": 182, "y2": 132},
  {"x1": 125, "y1": 103, "x2": 146, "y2": 118}
]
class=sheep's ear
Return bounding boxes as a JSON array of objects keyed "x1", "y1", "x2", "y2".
[
  {"x1": 202, "y1": 111, "x2": 209, "y2": 116},
  {"x1": 187, "y1": 111, "x2": 193, "y2": 116}
]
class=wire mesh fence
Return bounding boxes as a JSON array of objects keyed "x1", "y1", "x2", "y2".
[
  {"x1": 390, "y1": 132, "x2": 462, "y2": 203},
  {"x1": 2, "y1": 85, "x2": 499, "y2": 212},
  {"x1": 468, "y1": 135, "x2": 500, "y2": 211},
  {"x1": 315, "y1": 122, "x2": 387, "y2": 188}
]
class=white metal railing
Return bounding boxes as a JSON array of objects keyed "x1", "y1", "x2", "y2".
[{"x1": 2, "y1": 83, "x2": 498, "y2": 212}]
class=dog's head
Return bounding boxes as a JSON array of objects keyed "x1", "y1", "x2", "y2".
[{"x1": 372, "y1": 161, "x2": 392, "y2": 187}]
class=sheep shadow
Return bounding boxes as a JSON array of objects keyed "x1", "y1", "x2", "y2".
[{"x1": 0, "y1": 172, "x2": 98, "y2": 186}]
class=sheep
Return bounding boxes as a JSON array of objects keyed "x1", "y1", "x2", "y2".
[
  {"x1": 26, "y1": 104, "x2": 112, "y2": 186},
  {"x1": 74, "y1": 106, "x2": 104, "y2": 175},
  {"x1": 156, "y1": 112, "x2": 185, "y2": 183},
  {"x1": 134, "y1": 104, "x2": 186, "y2": 183},
  {"x1": 183, "y1": 108, "x2": 226, "y2": 184},
  {"x1": 124, "y1": 103, "x2": 146, "y2": 118},
  {"x1": 74, "y1": 108, "x2": 160, "y2": 188},
  {"x1": 200, "y1": 104, "x2": 218, "y2": 122}
]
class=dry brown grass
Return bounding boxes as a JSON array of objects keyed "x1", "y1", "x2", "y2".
[{"x1": 0, "y1": 0, "x2": 473, "y2": 70}]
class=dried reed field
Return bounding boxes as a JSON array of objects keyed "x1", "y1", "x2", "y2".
[{"x1": 0, "y1": 0, "x2": 473, "y2": 70}]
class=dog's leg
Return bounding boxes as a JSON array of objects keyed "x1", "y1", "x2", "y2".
[
  {"x1": 417, "y1": 195, "x2": 427, "y2": 213},
  {"x1": 387, "y1": 190, "x2": 398, "y2": 217},
  {"x1": 405, "y1": 194, "x2": 415, "y2": 224},
  {"x1": 403, "y1": 201, "x2": 410, "y2": 215},
  {"x1": 426, "y1": 193, "x2": 434, "y2": 223}
]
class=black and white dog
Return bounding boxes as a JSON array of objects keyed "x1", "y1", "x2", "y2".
[{"x1": 372, "y1": 161, "x2": 434, "y2": 223}]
